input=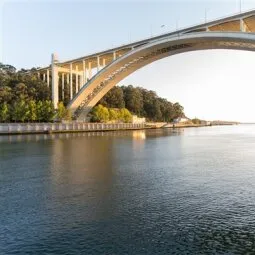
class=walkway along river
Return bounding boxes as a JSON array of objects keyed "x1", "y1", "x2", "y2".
[{"x1": 0, "y1": 122, "x2": 222, "y2": 135}]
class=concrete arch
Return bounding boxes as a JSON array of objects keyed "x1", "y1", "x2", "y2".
[{"x1": 67, "y1": 32, "x2": 255, "y2": 120}]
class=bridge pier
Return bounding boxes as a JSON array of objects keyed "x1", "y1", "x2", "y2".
[
  {"x1": 70, "y1": 63, "x2": 73, "y2": 100},
  {"x1": 51, "y1": 53, "x2": 59, "y2": 109},
  {"x1": 76, "y1": 65, "x2": 79, "y2": 94},
  {"x1": 47, "y1": 69, "x2": 50, "y2": 87}
]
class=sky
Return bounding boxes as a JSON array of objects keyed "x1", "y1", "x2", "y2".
[{"x1": 1, "y1": 0, "x2": 255, "y2": 122}]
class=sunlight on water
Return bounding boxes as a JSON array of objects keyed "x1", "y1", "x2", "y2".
[{"x1": 1, "y1": 125, "x2": 255, "y2": 254}]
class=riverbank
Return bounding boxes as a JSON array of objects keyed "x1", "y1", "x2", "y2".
[
  {"x1": 0, "y1": 122, "x2": 238, "y2": 135},
  {"x1": 0, "y1": 123, "x2": 147, "y2": 135}
]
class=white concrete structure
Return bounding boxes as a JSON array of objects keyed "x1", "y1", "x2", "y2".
[
  {"x1": 36, "y1": 10, "x2": 255, "y2": 120},
  {"x1": 173, "y1": 117, "x2": 190, "y2": 123},
  {"x1": 132, "y1": 115, "x2": 146, "y2": 124}
]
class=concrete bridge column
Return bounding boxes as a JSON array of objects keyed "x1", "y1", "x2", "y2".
[
  {"x1": 113, "y1": 51, "x2": 116, "y2": 61},
  {"x1": 102, "y1": 58, "x2": 106, "y2": 68},
  {"x1": 97, "y1": 56, "x2": 100, "y2": 72},
  {"x1": 67, "y1": 73, "x2": 69, "y2": 85},
  {"x1": 88, "y1": 62, "x2": 92, "y2": 79},
  {"x1": 80, "y1": 74, "x2": 83, "y2": 89},
  {"x1": 76, "y1": 65, "x2": 79, "y2": 94},
  {"x1": 83, "y1": 60, "x2": 86, "y2": 84},
  {"x1": 240, "y1": 19, "x2": 246, "y2": 32},
  {"x1": 47, "y1": 69, "x2": 50, "y2": 87},
  {"x1": 62, "y1": 73, "x2": 65, "y2": 101},
  {"x1": 70, "y1": 63, "x2": 73, "y2": 100},
  {"x1": 51, "y1": 53, "x2": 59, "y2": 109}
]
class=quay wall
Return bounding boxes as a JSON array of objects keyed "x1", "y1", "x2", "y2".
[{"x1": 0, "y1": 123, "x2": 146, "y2": 135}]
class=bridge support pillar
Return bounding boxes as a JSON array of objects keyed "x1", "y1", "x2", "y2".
[
  {"x1": 67, "y1": 73, "x2": 69, "y2": 85},
  {"x1": 62, "y1": 73, "x2": 65, "y2": 101},
  {"x1": 97, "y1": 56, "x2": 100, "y2": 72},
  {"x1": 70, "y1": 63, "x2": 73, "y2": 100},
  {"x1": 76, "y1": 65, "x2": 79, "y2": 93},
  {"x1": 240, "y1": 19, "x2": 246, "y2": 32},
  {"x1": 88, "y1": 62, "x2": 92, "y2": 79},
  {"x1": 80, "y1": 74, "x2": 83, "y2": 89},
  {"x1": 47, "y1": 69, "x2": 50, "y2": 87},
  {"x1": 51, "y1": 53, "x2": 59, "y2": 109},
  {"x1": 83, "y1": 60, "x2": 86, "y2": 84}
]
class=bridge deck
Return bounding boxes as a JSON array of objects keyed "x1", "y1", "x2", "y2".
[{"x1": 38, "y1": 9, "x2": 255, "y2": 72}]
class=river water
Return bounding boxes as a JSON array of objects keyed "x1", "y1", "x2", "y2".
[{"x1": 1, "y1": 125, "x2": 255, "y2": 254}]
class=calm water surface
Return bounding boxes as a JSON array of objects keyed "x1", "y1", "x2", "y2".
[{"x1": 1, "y1": 125, "x2": 255, "y2": 254}]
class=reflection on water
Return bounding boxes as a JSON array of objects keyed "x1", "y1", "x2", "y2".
[{"x1": 1, "y1": 125, "x2": 255, "y2": 254}]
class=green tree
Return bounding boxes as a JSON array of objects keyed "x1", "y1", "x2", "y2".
[
  {"x1": 0, "y1": 86, "x2": 13, "y2": 104},
  {"x1": 36, "y1": 100, "x2": 44, "y2": 122},
  {"x1": 41, "y1": 100, "x2": 55, "y2": 122},
  {"x1": 0, "y1": 102, "x2": 9, "y2": 122},
  {"x1": 12, "y1": 99, "x2": 30, "y2": 122},
  {"x1": 122, "y1": 85, "x2": 143, "y2": 116},
  {"x1": 57, "y1": 101, "x2": 66, "y2": 120},
  {"x1": 109, "y1": 108, "x2": 118, "y2": 121},
  {"x1": 28, "y1": 100, "x2": 37, "y2": 122},
  {"x1": 56, "y1": 101, "x2": 72, "y2": 121},
  {"x1": 192, "y1": 118, "x2": 201, "y2": 124},
  {"x1": 99, "y1": 86, "x2": 125, "y2": 108},
  {"x1": 91, "y1": 104, "x2": 109, "y2": 122},
  {"x1": 173, "y1": 102, "x2": 184, "y2": 119},
  {"x1": 119, "y1": 108, "x2": 132, "y2": 123}
]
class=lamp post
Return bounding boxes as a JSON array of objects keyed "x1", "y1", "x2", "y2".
[
  {"x1": 160, "y1": 24, "x2": 166, "y2": 34},
  {"x1": 176, "y1": 19, "x2": 179, "y2": 31},
  {"x1": 205, "y1": 8, "x2": 210, "y2": 23}
]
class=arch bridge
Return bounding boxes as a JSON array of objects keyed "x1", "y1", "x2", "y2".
[{"x1": 36, "y1": 10, "x2": 255, "y2": 120}]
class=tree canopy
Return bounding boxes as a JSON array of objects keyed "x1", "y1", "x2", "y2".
[
  {"x1": 0, "y1": 63, "x2": 71, "y2": 122},
  {"x1": 98, "y1": 85, "x2": 185, "y2": 122},
  {"x1": 0, "y1": 63, "x2": 185, "y2": 123}
]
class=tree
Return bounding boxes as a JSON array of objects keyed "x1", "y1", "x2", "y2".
[
  {"x1": 11, "y1": 99, "x2": 30, "y2": 122},
  {"x1": 109, "y1": 108, "x2": 118, "y2": 121},
  {"x1": 56, "y1": 101, "x2": 71, "y2": 121},
  {"x1": 122, "y1": 85, "x2": 143, "y2": 116},
  {"x1": 41, "y1": 100, "x2": 55, "y2": 122},
  {"x1": 99, "y1": 86, "x2": 125, "y2": 108},
  {"x1": 36, "y1": 100, "x2": 44, "y2": 122},
  {"x1": 0, "y1": 103, "x2": 9, "y2": 122},
  {"x1": 0, "y1": 86, "x2": 13, "y2": 104},
  {"x1": 91, "y1": 104, "x2": 109, "y2": 122},
  {"x1": 192, "y1": 118, "x2": 201, "y2": 124},
  {"x1": 57, "y1": 102, "x2": 66, "y2": 120},
  {"x1": 173, "y1": 102, "x2": 184, "y2": 119},
  {"x1": 119, "y1": 108, "x2": 132, "y2": 123},
  {"x1": 159, "y1": 98, "x2": 174, "y2": 122},
  {"x1": 28, "y1": 100, "x2": 37, "y2": 122}
]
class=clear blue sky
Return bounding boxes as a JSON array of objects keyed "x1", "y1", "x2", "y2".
[{"x1": 1, "y1": 0, "x2": 255, "y2": 122}]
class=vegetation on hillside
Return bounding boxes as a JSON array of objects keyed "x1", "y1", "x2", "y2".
[
  {"x1": 0, "y1": 63, "x2": 185, "y2": 123},
  {"x1": 0, "y1": 63, "x2": 70, "y2": 122},
  {"x1": 90, "y1": 105, "x2": 132, "y2": 123},
  {"x1": 97, "y1": 85, "x2": 185, "y2": 122}
]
